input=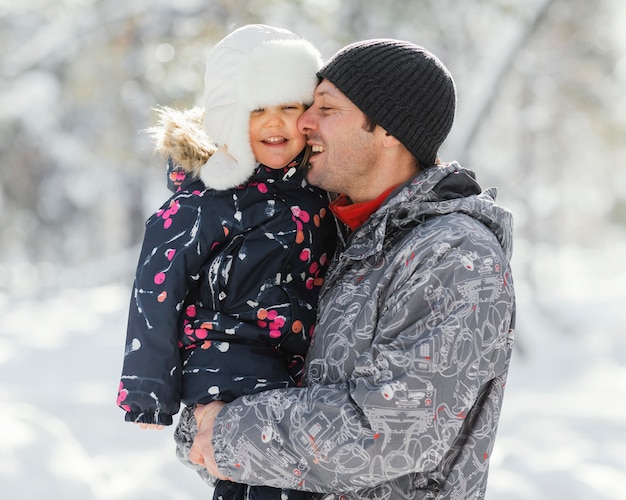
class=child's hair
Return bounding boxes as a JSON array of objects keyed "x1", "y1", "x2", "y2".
[{"x1": 199, "y1": 24, "x2": 322, "y2": 190}]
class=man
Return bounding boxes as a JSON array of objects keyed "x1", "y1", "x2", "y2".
[{"x1": 187, "y1": 39, "x2": 516, "y2": 499}]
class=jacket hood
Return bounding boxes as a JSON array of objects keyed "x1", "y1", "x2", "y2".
[{"x1": 348, "y1": 162, "x2": 514, "y2": 261}]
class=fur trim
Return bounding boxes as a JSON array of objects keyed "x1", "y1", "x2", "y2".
[{"x1": 148, "y1": 107, "x2": 216, "y2": 178}]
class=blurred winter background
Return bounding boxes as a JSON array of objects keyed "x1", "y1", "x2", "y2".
[{"x1": 1, "y1": 0, "x2": 625, "y2": 498}]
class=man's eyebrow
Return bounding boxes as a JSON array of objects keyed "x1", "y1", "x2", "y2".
[{"x1": 314, "y1": 89, "x2": 335, "y2": 99}]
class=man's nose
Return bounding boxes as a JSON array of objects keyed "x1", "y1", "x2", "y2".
[{"x1": 297, "y1": 107, "x2": 316, "y2": 135}]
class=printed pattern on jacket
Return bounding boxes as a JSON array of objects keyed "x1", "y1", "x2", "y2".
[
  {"x1": 207, "y1": 163, "x2": 516, "y2": 499},
  {"x1": 118, "y1": 161, "x2": 337, "y2": 425}
]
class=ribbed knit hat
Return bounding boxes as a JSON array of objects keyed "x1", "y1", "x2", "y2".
[
  {"x1": 318, "y1": 39, "x2": 456, "y2": 167},
  {"x1": 200, "y1": 24, "x2": 322, "y2": 189}
]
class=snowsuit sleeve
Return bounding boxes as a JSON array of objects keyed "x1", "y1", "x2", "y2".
[
  {"x1": 117, "y1": 183, "x2": 222, "y2": 425},
  {"x1": 207, "y1": 217, "x2": 515, "y2": 494}
]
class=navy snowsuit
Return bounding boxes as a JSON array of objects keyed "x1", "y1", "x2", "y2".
[{"x1": 118, "y1": 156, "x2": 336, "y2": 428}]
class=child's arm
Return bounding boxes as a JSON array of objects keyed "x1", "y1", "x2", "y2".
[{"x1": 118, "y1": 190, "x2": 216, "y2": 426}]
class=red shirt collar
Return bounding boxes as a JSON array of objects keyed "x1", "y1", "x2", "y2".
[{"x1": 329, "y1": 185, "x2": 398, "y2": 231}]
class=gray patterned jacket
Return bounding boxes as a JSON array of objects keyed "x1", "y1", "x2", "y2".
[{"x1": 210, "y1": 162, "x2": 516, "y2": 499}]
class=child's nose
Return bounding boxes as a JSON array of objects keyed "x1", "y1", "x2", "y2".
[{"x1": 265, "y1": 110, "x2": 284, "y2": 126}]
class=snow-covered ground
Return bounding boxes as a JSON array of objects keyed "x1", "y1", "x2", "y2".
[
  {"x1": 1, "y1": 244, "x2": 625, "y2": 499},
  {"x1": 0, "y1": 283, "x2": 211, "y2": 499}
]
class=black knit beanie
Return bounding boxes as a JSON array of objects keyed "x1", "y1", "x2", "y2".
[{"x1": 318, "y1": 39, "x2": 456, "y2": 167}]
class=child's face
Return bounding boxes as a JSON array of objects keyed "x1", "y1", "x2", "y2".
[{"x1": 249, "y1": 103, "x2": 307, "y2": 169}]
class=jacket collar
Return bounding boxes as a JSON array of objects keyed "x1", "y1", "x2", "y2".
[
  {"x1": 329, "y1": 185, "x2": 398, "y2": 231},
  {"x1": 340, "y1": 162, "x2": 513, "y2": 262}
]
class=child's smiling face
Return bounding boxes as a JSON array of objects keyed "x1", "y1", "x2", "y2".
[{"x1": 249, "y1": 103, "x2": 307, "y2": 169}]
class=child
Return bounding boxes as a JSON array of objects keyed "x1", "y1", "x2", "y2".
[{"x1": 117, "y1": 24, "x2": 336, "y2": 499}]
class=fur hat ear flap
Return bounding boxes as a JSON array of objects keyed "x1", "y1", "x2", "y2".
[
  {"x1": 200, "y1": 105, "x2": 255, "y2": 189},
  {"x1": 199, "y1": 146, "x2": 245, "y2": 189}
]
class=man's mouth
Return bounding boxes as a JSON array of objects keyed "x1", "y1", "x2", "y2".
[{"x1": 311, "y1": 145, "x2": 325, "y2": 154}]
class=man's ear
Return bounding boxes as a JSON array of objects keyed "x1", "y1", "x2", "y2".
[{"x1": 380, "y1": 128, "x2": 402, "y2": 149}]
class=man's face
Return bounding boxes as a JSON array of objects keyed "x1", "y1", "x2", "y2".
[{"x1": 298, "y1": 79, "x2": 379, "y2": 201}]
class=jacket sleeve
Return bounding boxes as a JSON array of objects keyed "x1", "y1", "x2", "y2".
[
  {"x1": 118, "y1": 187, "x2": 219, "y2": 425},
  {"x1": 208, "y1": 231, "x2": 515, "y2": 493}
]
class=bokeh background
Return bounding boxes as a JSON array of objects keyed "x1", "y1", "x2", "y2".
[{"x1": 1, "y1": 0, "x2": 625, "y2": 499}]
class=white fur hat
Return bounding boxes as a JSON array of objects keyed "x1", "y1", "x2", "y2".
[{"x1": 201, "y1": 24, "x2": 323, "y2": 190}]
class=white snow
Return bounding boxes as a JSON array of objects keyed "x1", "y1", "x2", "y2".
[{"x1": 0, "y1": 284, "x2": 211, "y2": 499}]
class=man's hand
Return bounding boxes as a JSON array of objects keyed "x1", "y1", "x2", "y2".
[{"x1": 189, "y1": 401, "x2": 232, "y2": 481}]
